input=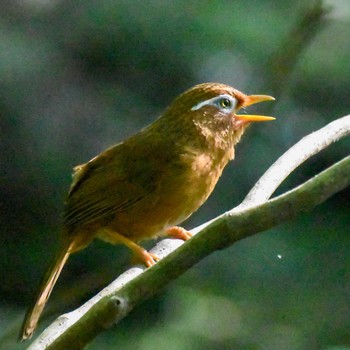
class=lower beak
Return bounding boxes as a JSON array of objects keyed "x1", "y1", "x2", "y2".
[{"x1": 236, "y1": 94, "x2": 275, "y2": 122}]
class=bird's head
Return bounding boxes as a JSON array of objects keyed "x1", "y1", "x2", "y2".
[{"x1": 161, "y1": 82, "x2": 275, "y2": 152}]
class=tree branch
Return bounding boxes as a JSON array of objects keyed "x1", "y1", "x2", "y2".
[
  {"x1": 240, "y1": 114, "x2": 350, "y2": 207},
  {"x1": 265, "y1": 0, "x2": 329, "y2": 95},
  {"x1": 26, "y1": 115, "x2": 350, "y2": 350},
  {"x1": 194, "y1": 114, "x2": 350, "y2": 233}
]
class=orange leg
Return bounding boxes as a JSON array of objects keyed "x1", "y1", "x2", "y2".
[
  {"x1": 166, "y1": 226, "x2": 192, "y2": 241},
  {"x1": 100, "y1": 229, "x2": 160, "y2": 267}
]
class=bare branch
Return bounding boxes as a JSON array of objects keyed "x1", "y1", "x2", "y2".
[
  {"x1": 194, "y1": 115, "x2": 350, "y2": 233},
  {"x1": 239, "y1": 114, "x2": 350, "y2": 207},
  {"x1": 26, "y1": 115, "x2": 350, "y2": 350}
]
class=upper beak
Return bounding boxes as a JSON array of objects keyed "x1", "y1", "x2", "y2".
[{"x1": 235, "y1": 94, "x2": 275, "y2": 122}]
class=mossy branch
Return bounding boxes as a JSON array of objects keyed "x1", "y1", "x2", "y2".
[{"x1": 26, "y1": 115, "x2": 350, "y2": 350}]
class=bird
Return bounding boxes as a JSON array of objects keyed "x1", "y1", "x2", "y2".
[{"x1": 21, "y1": 82, "x2": 275, "y2": 340}]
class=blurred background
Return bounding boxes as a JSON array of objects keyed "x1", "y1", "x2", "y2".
[{"x1": 1, "y1": 0, "x2": 350, "y2": 349}]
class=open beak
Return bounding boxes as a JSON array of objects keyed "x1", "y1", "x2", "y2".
[{"x1": 236, "y1": 94, "x2": 275, "y2": 122}]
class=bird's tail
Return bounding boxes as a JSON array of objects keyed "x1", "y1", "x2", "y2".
[{"x1": 21, "y1": 243, "x2": 72, "y2": 340}]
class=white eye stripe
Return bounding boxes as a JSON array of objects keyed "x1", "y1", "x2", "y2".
[{"x1": 191, "y1": 94, "x2": 237, "y2": 111}]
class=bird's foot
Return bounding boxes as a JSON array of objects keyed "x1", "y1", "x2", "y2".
[
  {"x1": 166, "y1": 226, "x2": 192, "y2": 241},
  {"x1": 132, "y1": 248, "x2": 160, "y2": 267},
  {"x1": 100, "y1": 229, "x2": 160, "y2": 268}
]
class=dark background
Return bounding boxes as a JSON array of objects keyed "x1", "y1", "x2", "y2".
[{"x1": 1, "y1": 1, "x2": 349, "y2": 349}]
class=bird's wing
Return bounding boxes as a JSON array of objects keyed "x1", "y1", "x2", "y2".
[{"x1": 64, "y1": 142, "x2": 161, "y2": 231}]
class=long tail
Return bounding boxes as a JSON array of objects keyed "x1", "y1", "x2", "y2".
[{"x1": 21, "y1": 243, "x2": 72, "y2": 340}]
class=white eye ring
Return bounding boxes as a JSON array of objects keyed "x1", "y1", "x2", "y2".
[{"x1": 191, "y1": 94, "x2": 237, "y2": 112}]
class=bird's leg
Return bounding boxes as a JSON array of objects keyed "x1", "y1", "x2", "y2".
[
  {"x1": 166, "y1": 226, "x2": 192, "y2": 241},
  {"x1": 100, "y1": 229, "x2": 160, "y2": 267}
]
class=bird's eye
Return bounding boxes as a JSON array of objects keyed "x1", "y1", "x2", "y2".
[
  {"x1": 219, "y1": 98, "x2": 232, "y2": 109},
  {"x1": 191, "y1": 94, "x2": 236, "y2": 112}
]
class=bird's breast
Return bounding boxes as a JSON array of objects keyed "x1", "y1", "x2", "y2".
[
  {"x1": 179, "y1": 147, "x2": 233, "y2": 206},
  {"x1": 150, "y1": 146, "x2": 233, "y2": 231},
  {"x1": 103, "y1": 146, "x2": 233, "y2": 242}
]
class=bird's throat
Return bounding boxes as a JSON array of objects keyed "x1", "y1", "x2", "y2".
[{"x1": 193, "y1": 118, "x2": 248, "y2": 156}]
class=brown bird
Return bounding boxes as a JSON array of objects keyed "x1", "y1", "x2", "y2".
[{"x1": 21, "y1": 82, "x2": 275, "y2": 340}]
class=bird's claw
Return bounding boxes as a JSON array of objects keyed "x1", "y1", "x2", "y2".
[
  {"x1": 166, "y1": 226, "x2": 192, "y2": 241},
  {"x1": 133, "y1": 249, "x2": 160, "y2": 267}
]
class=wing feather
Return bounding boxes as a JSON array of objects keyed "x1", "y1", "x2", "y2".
[{"x1": 64, "y1": 141, "x2": 160, "y2": 231}]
